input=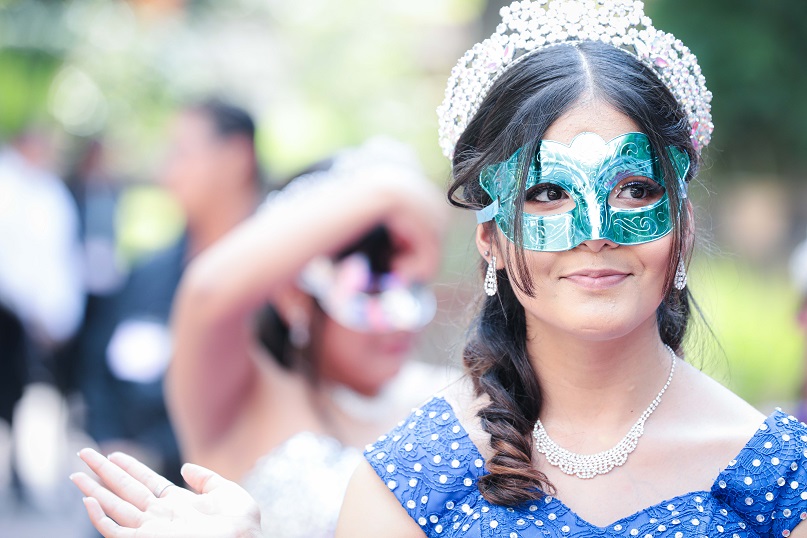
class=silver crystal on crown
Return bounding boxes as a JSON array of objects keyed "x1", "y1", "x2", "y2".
[{"x1": 437, "y1": 0, "x2": 714, "y2": 159}]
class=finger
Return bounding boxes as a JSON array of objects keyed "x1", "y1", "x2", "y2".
[
  {"x1": 108, "y1": 451, "x2": 176, "y2": 499},
  {"x1": 83, "y1": 496, "x2": 135, "y2": 538},
  {"x1": 71, "y1": 472, "x2": 143, "y2": 528},
  {"x1": 387, "y1": 219, "x2": 443, "y2": 280},
  {"x1": 79, "y1": 448, "x2": 154, "y2": 511},
  {"x1": 391, "y1": 240, "x2": 442, "y2": 283},
  {"x1": 181, "y1": 462, "x2": 232, "y2": 494}
]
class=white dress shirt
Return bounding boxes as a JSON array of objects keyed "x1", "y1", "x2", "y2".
[{"x1": 0, "y1": 148, "x2": 84, "y2": 343}]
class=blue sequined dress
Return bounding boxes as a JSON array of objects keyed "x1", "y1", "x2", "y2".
[{"x1": 365, "y1": 397, "x2": 807, "y2": 537}]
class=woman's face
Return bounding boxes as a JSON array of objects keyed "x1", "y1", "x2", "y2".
[
  {"x1": 316, "y1": 316, "x2": 416, "y2": 396},
  {"x1": 479, "y1": 98, "x2": 673, "y2": 342}
]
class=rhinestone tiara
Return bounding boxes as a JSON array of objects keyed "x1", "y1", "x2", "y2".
[{"x1": 437, "y1": 0, "x2": 714, "y2": 160}]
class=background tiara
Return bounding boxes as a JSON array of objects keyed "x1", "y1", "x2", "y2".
[{"x1": 437, "y1": 0, "x2": 713, "y2": 159}]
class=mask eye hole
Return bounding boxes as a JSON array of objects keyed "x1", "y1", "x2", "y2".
[
  {"x1": 524, "y1": 182, "x2": 576, "y2": 216},
  {"x1": 609, "y1": 175, "x2": 665, "y2": 209}
]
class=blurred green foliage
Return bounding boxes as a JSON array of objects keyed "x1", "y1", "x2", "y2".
[
  {"x1": 0, "y1": 0, "x2": 489, "y2": 179},
  {"x1": 645, "y1": 0, "x2": 807, "y2": 179},
  {"x1": 690, "y1": 257, "x2": 803, "y2": 406},
  {"x1": 0, "y1": 50, "x2": 59, "y2": 134}
]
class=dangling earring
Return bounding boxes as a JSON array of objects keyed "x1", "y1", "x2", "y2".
[
  {"x1": 484, "y1": 251, "x2": 498, "y2": 296},
  {"x1": 674, "y1": 258, "x2": 688, "y2": 291},
  {"x1": 289, "y1": 312, "x2": 311, "y2": 349}
]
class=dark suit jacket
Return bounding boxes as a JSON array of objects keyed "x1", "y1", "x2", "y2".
[{"x1": 80, "y1": 236, "x2": 187, "y2": 483}]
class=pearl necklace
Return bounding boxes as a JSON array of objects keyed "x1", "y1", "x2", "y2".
[{"x1": 532, "y1": 345, "x2": 677, "y2": 479}]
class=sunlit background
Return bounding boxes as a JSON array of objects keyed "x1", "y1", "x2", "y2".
[{"x1": 0, "y1": 0, "x2": 805, "y2": 535}]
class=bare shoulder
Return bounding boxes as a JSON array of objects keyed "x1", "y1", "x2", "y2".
[
  {"x1": 661, "y1": 359, "x2": 767, "y2": 454},
  {"x1": 336, "y1": 460, "x2": 426, "y2": 538},
  {"x1": 675, "y1": 360, "x2": 765, "y2": 422}
]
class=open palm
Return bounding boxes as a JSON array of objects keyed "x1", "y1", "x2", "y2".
[{"x1": 71, "y1": 448, "x2": 263, "y2": 538}]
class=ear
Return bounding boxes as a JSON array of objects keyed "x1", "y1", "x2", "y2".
[
  {"x1": 272, "y1": 284, "x2": 315, "y2": 327},
  {"x1": 474, "y1": 222, "x2": 505, "y2": 269},
  {"x1": 220, "y1": 137, "x2": 256, "y2": 186}
]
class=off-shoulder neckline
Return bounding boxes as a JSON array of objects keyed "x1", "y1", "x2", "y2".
[{"x1": 419, "y1": 396, "x2": 792, "y2": 532}]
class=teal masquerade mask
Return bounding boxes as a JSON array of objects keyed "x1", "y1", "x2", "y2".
[{"x1": 476, "y1": 132, "x2": 691, "y2": 252}]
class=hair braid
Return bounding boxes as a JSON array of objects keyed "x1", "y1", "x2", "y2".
[{"x1": 464, "y1": 268, "x2": 554, "y2": 505}]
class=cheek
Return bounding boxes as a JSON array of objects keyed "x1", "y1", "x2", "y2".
[
  {"x1": 322, "y1": 328, "x2": 372, "y2": 367},
  {"x1": 503, "y1": 248, "x2": 559, "y2": 298},
  {"x1": 634, "y1": 238, "x2": 673, "y2": 293},
  {"x1": 163, "y1": 158, "x2": 202, "y2": 197},
  {"x1": 317, "y1": 321, "x2": 410, "y2": 387},
  {"x1": 166, "y1": 148, "x2": 215, "y2": 181}
]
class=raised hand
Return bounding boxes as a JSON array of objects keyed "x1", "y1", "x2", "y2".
[
  {"x1": 70, "y1": 448, "x2": 263, "y2": 538},
  {"x1": 351, "y1": 163, "x2": 450, "y2": 285}
]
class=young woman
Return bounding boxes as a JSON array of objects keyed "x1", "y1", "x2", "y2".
[{"x1": 71, "y1": 1, "x2": 807, "y2": 537}]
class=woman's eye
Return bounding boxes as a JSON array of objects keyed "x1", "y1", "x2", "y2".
[
  {"x1": 627, "y1": 185, "x2": 648, "y2": 199},
  {"x1": 617, "y1": 180, "x2": 661, "y2": 200},
  {"x1": 529, "y1": 184, "x2": 567, "y2": 202}
]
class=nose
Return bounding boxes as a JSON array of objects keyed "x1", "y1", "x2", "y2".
[
  {"x1": 585, "y1": 194, "x2": 602, "y2": 240},
  {"x1": 577, "y1": 238, "x2": 617, "y2": 253}
]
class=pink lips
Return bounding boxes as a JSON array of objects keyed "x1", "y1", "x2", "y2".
[{"x1": 561, "y1": 269, "x2": 631, "y2": 290}]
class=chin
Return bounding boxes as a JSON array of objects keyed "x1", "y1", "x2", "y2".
[
  {"x1": 595, "y1": 315, "x2": 662, "y2": 342},
  {"x1": 350, "y1": 375, "x2": 393, "y2": 397},
  {"x1": 571, "y1": 324, "x2": 642, "y2": 342},
  {"x1": 343, "y1": 357, "x2": 406, "y2": 397},
  {"x1": 540, "y1": 303, "x2": 655, "y2": 342}
]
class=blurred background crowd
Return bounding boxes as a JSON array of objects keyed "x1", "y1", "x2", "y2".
[{"x1": 0, "y1": 0, "x2": 805, "y2": 536}]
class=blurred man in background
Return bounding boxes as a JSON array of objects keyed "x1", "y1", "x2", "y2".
[
  {"x1": 0, "y1": 129, "x2": 84, "y2": 388},
  {"x1": 0, "y1": 127, "x2": 85, "y2": 508},
  {"x1": 79, "y1": 99, "x2": 263, "y2": 484}
]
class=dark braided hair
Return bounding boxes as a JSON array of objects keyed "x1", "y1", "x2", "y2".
[{"x1": 447, "y1": 41, "x2": 698, "y2": 506}]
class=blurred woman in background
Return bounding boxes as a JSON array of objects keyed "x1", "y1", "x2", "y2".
[{"x1": 160, "y1": 138, "x2": 451, "y2": 537}]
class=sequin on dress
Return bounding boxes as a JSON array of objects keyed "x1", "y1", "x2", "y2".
[
  {"x1": 242, "y1": 431, "x2": 360, "y2": 538},
  {"x1": 365, "y1": 397, "x2": 807, "y2": 537}
]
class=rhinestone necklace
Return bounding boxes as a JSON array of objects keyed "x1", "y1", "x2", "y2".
[{"x1": 532, "y1": 345, "x2": 677, "y2": 479}]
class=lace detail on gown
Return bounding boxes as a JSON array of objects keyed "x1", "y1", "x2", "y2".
[
  {"x1": 365, "y1": 397, "x2": 807, "y2": 537},
  {"x1": 712, "y1": 412, "x2": 807, "y2": 536},
  {"x1": 242, "y1": 431, "x2": 361, "y2": 538}
]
